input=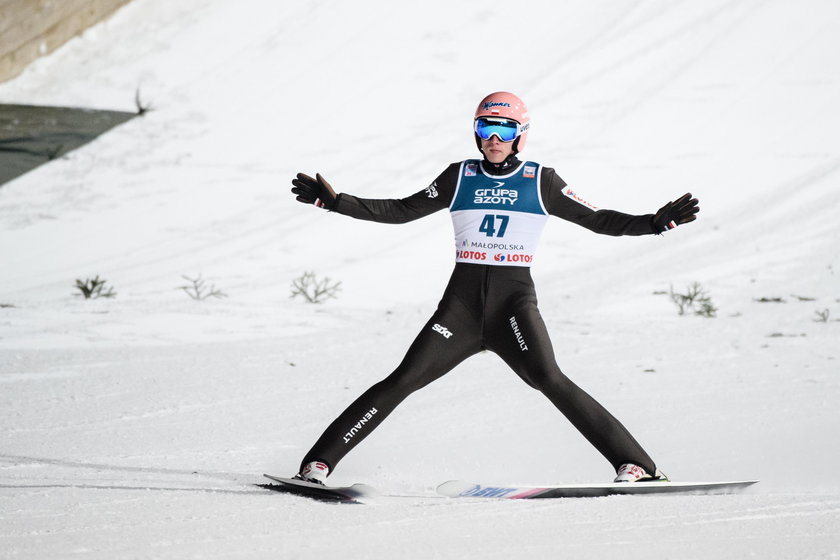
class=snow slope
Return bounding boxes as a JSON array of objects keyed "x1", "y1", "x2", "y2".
[{"x1": 1, "y1": 0, "x2": 839, "y2": 558}]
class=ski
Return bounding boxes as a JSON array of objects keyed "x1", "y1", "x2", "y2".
[
  {"x1": 261, "y1": 474, "x2": 380, "y2": 503},
  {"x1": 437, "y1": 479, "x2": 758, "y2": 499}
]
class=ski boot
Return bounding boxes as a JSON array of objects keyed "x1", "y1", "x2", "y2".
[
  {"x1": 293, "y1": 461, "x2": 329, "y2": 485},
  {"x1": 614, "y1": 463, "x2": 669, "y2": 483}
]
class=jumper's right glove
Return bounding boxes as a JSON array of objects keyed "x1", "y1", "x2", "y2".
[
  {"x1": 291, "y1": 173, "x2": 337, "y2": 210},
  {"x1": 652, "y1": 193, "x2": 699, "y2": 233}
]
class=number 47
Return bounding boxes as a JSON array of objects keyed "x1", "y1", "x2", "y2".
[{"x1": 479, "y1": 214, "x2": 509, "y2": 238}]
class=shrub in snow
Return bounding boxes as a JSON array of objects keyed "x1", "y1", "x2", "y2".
[
  {"x1": 179, "y1": 275, "x2": 227, "y2": 301},
  {"x1": 135, "y1": 88, "x2": 153, "y2": 115},
  {"x1": 669, "y1": 282, "x2": 716, "y2": 318},
  {"x1": 813, "y1": 309, "x2": 830, "y2": 323},
  {"x1": 290, "y1": 271, "x2": 341, "y2": 304},
  {"x1": 74, "y1": 276, "x2": 116, "y2": 299}
]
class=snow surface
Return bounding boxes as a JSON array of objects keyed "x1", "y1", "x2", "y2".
[{"x1": 1, "y1": 0, "x2": 839, "y2": 558}]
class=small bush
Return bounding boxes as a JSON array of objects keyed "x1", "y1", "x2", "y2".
[
  {"x1": 179, "y1": 275, "x2": 227, "y2": 301},
  {"x1": 669, "y1": 282, "x2": 717, "y2": 318},
  {"x1": 74, "y1": 276, "x2": 116, "y2": 299},
  {"x1": 290, "y1": 272, "x2": 341, "y2": 304},
  {"x1": 813, "y1": 309, "x2": 830, "y2": 323},
  {"x1": 135, "y1": 88, "x2": 153, "y2": 115}
]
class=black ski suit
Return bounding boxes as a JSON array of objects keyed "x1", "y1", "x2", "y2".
[{"x1": 300, "y1": 157, "x2": 659, "y2": 476}]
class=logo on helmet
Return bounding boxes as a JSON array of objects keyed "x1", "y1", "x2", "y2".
[{"x1": 482, "y1": 101, "x2": 512, "y2": 111}]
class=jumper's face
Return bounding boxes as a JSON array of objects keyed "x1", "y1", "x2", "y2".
[{"x1": 480, "y1": 135, "x2": 514, "y2": 164}]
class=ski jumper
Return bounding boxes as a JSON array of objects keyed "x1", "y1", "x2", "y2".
[{"x1": 300, "y1": 158, "x2": 658, "y2": 476}]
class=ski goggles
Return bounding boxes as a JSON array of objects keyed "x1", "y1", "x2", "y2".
[{"x1": 474, "y1": 117, "x2": 529, "y2": 142}]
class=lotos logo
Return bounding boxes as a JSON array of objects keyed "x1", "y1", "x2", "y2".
[
  {"x1": 457, "y1": 250, "x2": 487, "y2": 261},
  {"x1": 483, "y1": 101, "x2": 512, "y2": 111},
  {"x1": 494, "y1": 253, "x2": 533, "y2": 264}
]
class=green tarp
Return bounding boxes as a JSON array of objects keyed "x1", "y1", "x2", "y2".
[{"x1": 0, "y1": 104, "x2": 135, "y2": 186}]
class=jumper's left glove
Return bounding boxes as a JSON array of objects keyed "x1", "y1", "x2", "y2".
[
  {"x1": 652, "y1": 193, "x2": 699, "y2": 233},
  {"x1": 291, "y1": 173, "x2": 338, "y2": 210}
]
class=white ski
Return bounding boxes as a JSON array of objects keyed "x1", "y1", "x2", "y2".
[{"x1": 437, "y1": 479, "x2": 758, "y2": 499}]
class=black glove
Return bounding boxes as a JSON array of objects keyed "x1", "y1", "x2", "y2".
[
  {"x1": 652, "y1": 193, "x2": 699, "y2": 233},
  {"x1": 291, "y1": 173, "x2": 337, "y2": 210}
]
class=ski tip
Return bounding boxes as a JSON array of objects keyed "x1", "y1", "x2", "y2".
[
  {"x1": 263, "y1": 473, "x2": 291, "y2": 484},
  {"x1": 436, "y1": 480, "x2": 474, "y2": 497}
]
